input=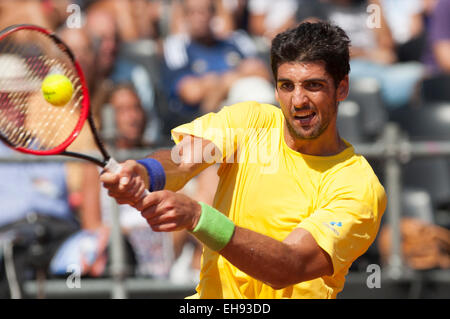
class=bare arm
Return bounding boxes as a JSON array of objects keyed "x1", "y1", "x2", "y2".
[
  {"x1": 177, "y1": 73, "x2": 224, "y2": 107},
  {"x1": 100, "y1": 136, "x2": 219, "y2": 206},
  {"x1": 178, "y1": 58, "x2": 272, "y2": 113},
  {"x1": 433, "y1": 41, "x2": 450, "y2": 72},
  {"x1": 80, "y1": 163, "x2": 103, "y2": 230},
  {"x1": 220, "y1": 226, "x2": 333, "y2": 288}
]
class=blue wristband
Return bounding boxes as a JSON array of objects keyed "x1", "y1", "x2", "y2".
[{"x1": 136, "y1": 158, "x2": 166, "y2": 192}]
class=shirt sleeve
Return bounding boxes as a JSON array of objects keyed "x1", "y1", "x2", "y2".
[
  {"x1": 297, "y1": 172, "x2": 386, "y2": 276},
  {"x1": 171, "y1": 101, "x2": 264, "y2": 162},
  {"x1": 430, "y1": 0, "x2": 450, "y2": 42},
  {"x1": 162, "y1": 34, "x2": 193, "y2": 98}
]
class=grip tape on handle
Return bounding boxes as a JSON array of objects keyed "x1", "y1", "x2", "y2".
[{"x1": 104, "y1": 157, "x2": 150, "y2": 196}]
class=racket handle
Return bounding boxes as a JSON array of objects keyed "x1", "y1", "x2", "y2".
[
  {"x1": 105, "y1": 157, "x2": 150, "y2": 196},
  {"x1": 105, "y1": 157, "x2": 122, "y2": 174}
]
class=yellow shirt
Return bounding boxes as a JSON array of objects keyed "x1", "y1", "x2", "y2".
[{"x1": 171, "y1": 101, "x2": 387, "y2": 299}]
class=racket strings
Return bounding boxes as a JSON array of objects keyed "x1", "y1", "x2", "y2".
[
  {"x1": 24, "y1": 57, "x2": 78, "y2": 149},
  {"x1": 0, "y1": 30, "x2": 85, "y2": 152}
]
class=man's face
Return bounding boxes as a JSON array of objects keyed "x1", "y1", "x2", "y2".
[
  {"x1": 275, "y1": 61, "x2": 348, "y2": 141},
  {"x1": 86, "y1": 12, "x2": 118, "y2": 74},
  {"x1": 59, "y1": 29, "x2": 95, "y2": 82},
  {"x1": 184, "y1": 0, "x2": 214, "y2": 40},
  {"x1": 111, "y1": 89, "x2": 145, "y2": 143}
]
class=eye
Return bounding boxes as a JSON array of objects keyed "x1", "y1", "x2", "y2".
[
  {"x1": 279, "y1": 82, "x2": 294, "y2": 91},
  {"x1": 305, "y1": 82, "x2": 324, "y2": 91}
]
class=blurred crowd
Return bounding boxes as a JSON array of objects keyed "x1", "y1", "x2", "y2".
[{"x1": 0, "y1": 0, "x2": 449, "y2": 298}]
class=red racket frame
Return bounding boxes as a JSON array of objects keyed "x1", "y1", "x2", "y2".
[{"x1": 0, "y1": 24, "x2": 90, "y2": 156}]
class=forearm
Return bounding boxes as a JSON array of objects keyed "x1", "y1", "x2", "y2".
[
  {"x1": 189, "y1": 204, "x2": 331, "y2": 289},
  {"x1": 219, "y1": 226, "x2": 306, "y2": 289},
  {"x1": 178, "y1": 74, "x2": 221, "y2": 106},
  {"x1": 201, "y1": 71, "x2": 238, "y2": 112}
]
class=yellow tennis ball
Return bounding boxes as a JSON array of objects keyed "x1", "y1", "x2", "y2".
[{"x1": 42, "y1": 74, "x2": 73, "y2": 106}]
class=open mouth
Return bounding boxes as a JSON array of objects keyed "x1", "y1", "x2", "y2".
[{"x1": 294, "y1": 111, "x2": 317, "y2": 125}]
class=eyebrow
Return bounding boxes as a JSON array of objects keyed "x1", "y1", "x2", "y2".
[{"x1": 277, "y1": 78, "x2": 328, "y2": 83}]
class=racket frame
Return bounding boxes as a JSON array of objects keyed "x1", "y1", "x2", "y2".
[{"x1": 0, "y1": 24, "x2": 111, "y2": 168}]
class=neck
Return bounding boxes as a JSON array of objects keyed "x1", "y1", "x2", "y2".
[{"x1": 283, "y1": 121, "x2": 347, "y2": 156}]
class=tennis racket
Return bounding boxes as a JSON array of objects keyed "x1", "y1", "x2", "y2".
[{"x1": 0, "y1": 24, "x2": 149, "y2": 195}]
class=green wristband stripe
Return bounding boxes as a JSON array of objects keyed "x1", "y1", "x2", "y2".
[{"x1": 191, "y1": 202, "x2": 235, "y2": 251}]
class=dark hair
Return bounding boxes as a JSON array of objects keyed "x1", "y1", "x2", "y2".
[{"x1": 270, "y1": 21, "x2": 351, "y2": 87}]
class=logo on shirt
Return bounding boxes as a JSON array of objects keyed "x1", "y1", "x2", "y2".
[
  {"x1": 330, "y1": 221, "x2": 342, "y2": 227},
  {"x1": 322, "y1": 221, "x2": 343, "y2": 236},
  {"x1": 225, "y1": 51, "x2": 241, "y2": 67},
  {"x1": 192, "y1": 59, "x2": 208, "y2": 74}
]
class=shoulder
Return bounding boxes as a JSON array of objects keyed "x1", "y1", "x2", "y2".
[
  {"x1": 222, "y1": 101, "x2": 281, "y2": 124},
  {"x1": 226, "y1": 30, "x2": 258, "y2": 57},
  {"x1": 163, "y1": 34, "x2": 191, "y2": 70},
  {"x1": 224, "y1": 100, "x2": 278, "y2": 112},
  {"x1": 326, "y1": 153, "x2": 386, "y2": 206}
]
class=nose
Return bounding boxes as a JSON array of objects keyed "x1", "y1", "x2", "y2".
[{"x1": 291, "y1": 85, "x2": 309, "y2": 109}]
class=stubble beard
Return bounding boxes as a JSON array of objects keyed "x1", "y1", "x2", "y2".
[{"x1": 286, "y1": 100, "x2": 338, "y2": 141}]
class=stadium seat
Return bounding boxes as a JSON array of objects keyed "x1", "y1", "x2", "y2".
[
  {"x1": 337, "y1": 100, "x2": 368, "y2": 144},
  {"x1": 393, "y1": 101, "x2": 450, "y2": 225},
  {"x1": 393, "y1": 101, "x2": 450, "y2": 141},
  {"x1": 118, "y1": 40, "x2": 162, "y2": 87},
  {"x1": 402, "y1": 157, "x2": 450, "y2": 209},
  {"x1": 420, "y1": 74, "x2": 450, "y2": 103},
  {"x1": 401, "y1": 187, "x2": 435, "y2": 224},
  {"x1": 347, "y1": 77, "x2": 388, "y2": 140}
]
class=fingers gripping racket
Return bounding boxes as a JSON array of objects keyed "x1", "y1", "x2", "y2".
[{"x1": 0, "y1": 24, "x2": 149, "y2": 195}]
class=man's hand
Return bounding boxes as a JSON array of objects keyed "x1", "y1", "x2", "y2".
[
  {"x1": 136, "y1": 190, "x2": 202, "y2": 232},
  {"x1": 100, "y1": 160, "x2": 150, "y2": 207}
]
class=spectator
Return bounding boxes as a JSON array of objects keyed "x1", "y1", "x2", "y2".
[
  {"x1": 380, "y1": 0, "x2": 424, "y2": 46},
  {"x1": 57, "y1": 27, "x2": 100, "y2": 115},
  {"x1": 423, "y1": 0, "x2": 450, "y2": 74},
  {"x1": 218, "y1": 0, "x2": 251, "y2": 35},
  {"x1": 85, "y1": 0, "x2": 159, "y2": 42},
  {"x1": 316, "y1": 0, "x2": 425, "y2": 110},
  {"x1": 247, "y1": 0, "x2": 299, "y2": 41},
  {"x1": 85, "y1": 8, "x2": 161, "y2": 144},
  {"x1": 0, "y1": 0, "x2": 71, "y2": 31},
  {"x1": 162, "y1": 0, "x2": 273, "y2": 128},
  {"x1": 75, "y1": 84, "x2": 173, "y2": 278},
  {"x1": 170, "y1": 0, "x2": 244, "y2": 39},
  {"x1": 296, "y1": 0, "x2": 329, "y2": 22},
  {"x1": 379, "y1": 0, "x2": 427, "y2": 62}
]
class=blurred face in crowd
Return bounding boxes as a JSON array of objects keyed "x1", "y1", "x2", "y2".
[
  {"x1": 275, "y1": 61, "x2": 348, "y2": 149},
  {"x1": 110, "y1": 87, "x2": 145, "y2": 147},
  {"x1": 184, "y1": 0, "x2": 214, "y2": 40},
  {"x1": 58, "y1": 28, "x2": 95, "y2": 85},
  {"x1": 86, "y1": 10, "x2": 118, "y2": 75}
]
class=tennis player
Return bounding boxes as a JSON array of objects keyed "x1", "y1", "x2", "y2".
[{"x1": 101, "y1": 21, "x2": 387, "y2": 299}]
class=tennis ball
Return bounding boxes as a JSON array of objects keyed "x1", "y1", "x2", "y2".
[{"x1": 42, "y1": 74, "x2": 73, "y2": 106}]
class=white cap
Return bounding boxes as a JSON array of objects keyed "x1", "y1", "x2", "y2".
[
  {"x1": 0, "y1": 54, "x2": 39, "y2": 92},
  {"x1": 223, "y1": 76, "x2": 276, "y2": 106}
]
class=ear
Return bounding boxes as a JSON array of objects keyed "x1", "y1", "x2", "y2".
[
  {"x1": 336, "y1": 75, "x2": 349, "y2": 102},
  {"x1": 274, "y1": 85, "x2": 279, "y2": 103}
]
